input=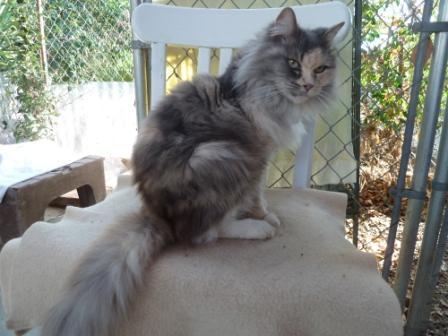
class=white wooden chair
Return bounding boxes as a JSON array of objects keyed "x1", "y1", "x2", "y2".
[
  {"x1": 0, "y1": 4, "x2": 403, "y2": 336},
  {"x1": 132, "y1": 2, "x2": 351, "y2": 188}
]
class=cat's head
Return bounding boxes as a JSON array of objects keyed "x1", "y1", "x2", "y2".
[{"x1": 235, "y1": 7, "x2": 344, "y2": 107}]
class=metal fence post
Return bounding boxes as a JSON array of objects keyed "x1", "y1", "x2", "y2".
[
  {"x1": 36, "y1": 0, "x2": 49, "y2": 86},
  {"x1": 351, "y1": 0, "x2": 362, "y2": 247},
  {"x1": 432, "y1": 206, "x2": 448, "y2": 293},
  {"x1": 405, "y1": 96, "x2": 448, "y2": 335},
  {"x1": 130, "y1": 0, "x2": 149, "y2": 129},
  {"x1": 382, "y1": 0, "x2": 435, "y2": 280},
  {"x1": 144, "y1": 0, "x2": 152, "y2": 113},
  {"x1": 393, "y1": 0, "x2": 448, "y2": 306}
]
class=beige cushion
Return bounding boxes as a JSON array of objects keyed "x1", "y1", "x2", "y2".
[{"x1": 0, "y1": 174, "x2": 403, "y2": 335}]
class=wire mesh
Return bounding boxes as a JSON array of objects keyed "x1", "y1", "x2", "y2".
[{"x1": 1, "y1": 0, "x2": 447, "y2": 333}]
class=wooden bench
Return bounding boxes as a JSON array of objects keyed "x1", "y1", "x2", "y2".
[{"x1": 0, "y1": 156, "x2": 106, "y2": 245}]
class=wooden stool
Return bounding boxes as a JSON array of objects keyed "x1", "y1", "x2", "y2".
[{"x1": 0, "y1": 156, "x2": 106, "y2": 245}]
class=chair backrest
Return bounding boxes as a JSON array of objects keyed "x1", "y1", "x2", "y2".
[{"x1": 132, "y1": 3, "x2": 352, "y2": 188}]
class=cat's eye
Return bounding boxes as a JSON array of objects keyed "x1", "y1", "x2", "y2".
[
  {"x1": 288, "y1": 59, "x2": 299, "y2": 69},
  {"x1": 314, "y1": 65, "x2": 329, "y2": 74}
]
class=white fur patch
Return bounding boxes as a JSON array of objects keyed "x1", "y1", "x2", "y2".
[
  {"x1": 193, "y1": 227, "x2": 218, "y2": 245},
  {"x1": 255, "y1": 111, "x2": 295, "y2": 148},
  {"x1": 217, "y1": 218, "x2": 276, "y2": 240},
  {"x1": 264, "y1": 212, "x2": 281, "y2": 228}
]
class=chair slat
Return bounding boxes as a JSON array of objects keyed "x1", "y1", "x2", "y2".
[
  {"x1": 133, "y1": 3, "x2": 351, "y2": 48},
  {"x1": 293, "y1": 118, "x2": 316, "y2": 188},
  {"x1": 218, "y1": 48, "x2": 233, "y2": 75},
  {"x1": 150, "y1": 42, "x2": 166, "y2": 109},
  {"x1": 197, "y1": 47, "x2": 211, "y2": 74}
]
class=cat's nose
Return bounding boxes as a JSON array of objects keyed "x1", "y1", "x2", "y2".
[{"x1": 303, "y1": 84, "x2": 314, "y2": 92}]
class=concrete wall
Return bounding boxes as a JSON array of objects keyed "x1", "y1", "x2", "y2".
[{"x1": 53, "y1": 82, "x2": 138, "y2": 159}]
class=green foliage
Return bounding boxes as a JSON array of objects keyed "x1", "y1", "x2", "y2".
[
  {"x1": 361, "y1": 0, "x2": 447, "y2": 132},
  {"x1": 0, "y1": 0, "x2": 133, "y2": 141},
  {"x1": 361, "y1": 0, "x2": 417, "y2": 131},
  {"x1": 44, "y1": 0, "x2": 132, "y2": 83},
  {"x1": 0, "y1": 0, "x2": 56, "y2": 141}
]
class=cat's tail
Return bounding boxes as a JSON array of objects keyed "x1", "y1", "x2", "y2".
[{"x1": 41, "y1": 213, "x2": 170, "y2": 336}]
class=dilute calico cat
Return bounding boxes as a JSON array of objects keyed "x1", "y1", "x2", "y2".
[{"x1": 42, "y1": 8, "x2": 343, "y2": 336}]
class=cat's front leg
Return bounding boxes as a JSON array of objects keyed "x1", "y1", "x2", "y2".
[
  {"x1": 242, "y1": 190, "x2": 281, "y2": 228},
  {"x1": 193, "y1": 216, "x2": 276, "y2": 243},
  {"x1": 263, "y1": 211, "x2": 281, "y2": 228},
  {"x1": 217, "y1": 216, "x2": 276, "y2": 240},
  {"x1": 193, "y1": 193, "x2": 280, "y2": 243}
]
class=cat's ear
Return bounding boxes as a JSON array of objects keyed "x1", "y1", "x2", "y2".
[
  {"x1": 324, "y1": 22, "x2": 345, "y2": 44},
  {"x1": 270, "y1": 7, "x2": 299, "y2": 37}
]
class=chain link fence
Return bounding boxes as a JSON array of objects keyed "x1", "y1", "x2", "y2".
[
  {"x1": 44, "y1": 1, "x2": 132, "y2": 84},
  {"x1": 1, "y1": 0, "x2": 447, "y2": 333},
  {"x1": 358, "y1": 0, "x2": 424, "y2": 259}
]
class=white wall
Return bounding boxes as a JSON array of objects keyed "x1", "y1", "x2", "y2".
[
  {"x1": 53, "y1": 82, "x2": 138, "y2": 159},
  {"x1": 0, "y1": 73, "x2": 18, "y2": 144}
]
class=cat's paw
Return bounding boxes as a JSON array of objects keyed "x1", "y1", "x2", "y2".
[
  {"x1": 264, "y1": 212, "x2": 281, "y2": 228},
  {"x1": 248, "y1": 220, "x2": 276, "y2": 240},
  {"x1": 192, "y1": 228, "x2": 218, "y2": 245},
  {"x1": 218, "y1": 218, "x2": 276, "y2": 240}
]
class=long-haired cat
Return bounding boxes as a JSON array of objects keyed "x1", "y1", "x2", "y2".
[{"x1": 42, "y1": 8, "x2": 343, "y2": 336}]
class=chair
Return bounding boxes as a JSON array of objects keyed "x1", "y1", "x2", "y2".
[
  {"x1": 0, "y1": 3, "x2": 403, "y2": 336},
  {"x1": 132, "y1": 2, "x2": 351, "y2": 188}
]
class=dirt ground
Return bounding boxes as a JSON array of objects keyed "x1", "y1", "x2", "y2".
[{"x1": 354, "y1": 176, "x2": 448, "y2": 336}]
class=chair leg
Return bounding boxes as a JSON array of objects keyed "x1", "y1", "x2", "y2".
[
  {"x1": 76, "y1": 157, "x2": 106, "y2": 207},
  {"x1": 0, "y1": 203, "x2": 22, "y2": 245},
  {"x1": 0, "y1": 196, "x2": 46, "y2": 245},
  {"x1": 77, "y1": 184, "x2": 97, "y2": 207}
]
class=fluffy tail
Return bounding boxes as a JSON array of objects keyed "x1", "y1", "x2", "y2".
[{"x1": 41, "y1": 214, "x2": 169, "y2": 336}]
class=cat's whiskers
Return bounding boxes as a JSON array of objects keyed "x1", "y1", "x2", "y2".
[
  {"x1": 244, "y1": 85, "x2": 283, "y2": 105},
  {"x1": 314, "y1": 94, "x2": 332, "y2": 110}
]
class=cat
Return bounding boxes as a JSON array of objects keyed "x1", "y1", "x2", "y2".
[{"x1": 42, "y1": 7, "x2": 343, "y2": 336}]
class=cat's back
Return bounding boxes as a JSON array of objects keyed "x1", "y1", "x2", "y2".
[
  {"x1": 132, "y1": 74, "x2": 254, "y2": 182},
  {"x1": 154, "y1": 74, "x2": 227, "y2": 131},
  {"x1": 147, "y1": 73, "x2": 252, "y2": 144}
]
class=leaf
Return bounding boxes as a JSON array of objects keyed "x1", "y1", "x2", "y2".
[{"x1": 411, "y1": 37, "x2": 434, "y2": 67}]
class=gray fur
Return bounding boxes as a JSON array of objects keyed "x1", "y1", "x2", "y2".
[
  {"x1": 41, "y1": 213, "x2": 171, "y2": 336},
  {"x1": 41, "y1": 8, "x2": 342, "y2": 336}
]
